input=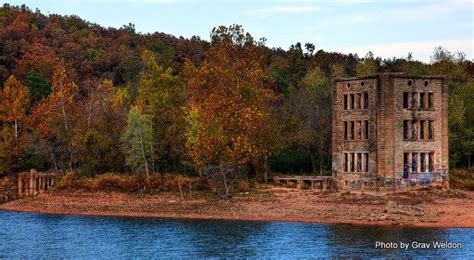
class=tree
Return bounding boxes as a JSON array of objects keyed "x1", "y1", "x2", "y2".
[
  {"x1": 282, "y1": 68, "x2": 331, "y2": 175},
  {"x1": 26, "y1": 70, "x2": 51, "y2": 103},
  {"x1": 32, "y1": 64, "x2": 79, "y2": 171},
  {"x1": 356, "y1": 52, "x2": 379, "y2": 76},
  {"x1": 186, "y1": 25, "x2": 275, "y2": 181},
  {"x1": 0, "y1": 75, "x2": 30, "y2": 174},
  {"x1": 136, "y1": 50, "x2": 186, "y2": 172},
  {"x1": 121, "y1": 106, "x2": 154, "y2": 178},
  {"x1": 74, "y1": 79, "x2": 128, "y2": 176}
]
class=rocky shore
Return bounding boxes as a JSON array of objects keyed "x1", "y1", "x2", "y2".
[{"x1": 0, "y1": 186, "x2": 472, "y2": 228}]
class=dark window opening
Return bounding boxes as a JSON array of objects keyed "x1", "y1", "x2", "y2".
[
  {"x1": 403, "y1": 92, "x2": 409, "y2": 109},
  {"x1": 420, "y1": 92, "x2": 425, "y2": 109},
  {"x1": 364, "y1": 120, "x2": 369, "y2": 139},
  {"x1": 428, "y1": 120, "x2": 434, "y2": 140},
  {"x1": 403, "y1": 120, "x2": 409, "y2": 140},
  {"x1": 429, "y1": 153, "x2": 434, "y2": 172},
  {"x1": 344, "y1": 121, "x2": 348, "y2": 140},
  {"x1": 408, "y1": 80, "x2": 412, "y2": 86},
  {"x1": 420, "y1": 153, "x2": 426, "y2": 172},
  {"x1": 344, "y1": 153, "x2": 348, "y2": 172},
  {"x1": 357, "y1": 153, "x2": 362, "y2": 172},
  {"x1": 404, "y1": 153, "x2": 409, "y2": 177},
  {"x1": 350, "y1": 121, "x2": 355, "y2": 140},
  {"x1": 404, "y1": 153, "x2": 409, "y2": 168},
  {"x1": 412, "y1": 153, "x2": 418, "y2": 173},
  {"x1": 350, "y1": 94, "x2": 355, "y2": 109},
  {"x1": 357, "y1": 121, "x2": 362, "y2": 139},
  {"x1": 364, "y1": 153, "x2": 369, "y2": 172},
  {"x1": 363, "y1": 92, "x2": 369, "y2": 109},
  {"x1": 343, "y1": 94, "x2": 348, "y2": 110},
  {"x1": 419, "y1": 120, "x2": 425, "y2": 140},
  {"x1": 350, "y1": 153, "x2": 355, "y2": 172},
  {"x1": 424, "y1": 80, "x2": 429, "y2": 87}
]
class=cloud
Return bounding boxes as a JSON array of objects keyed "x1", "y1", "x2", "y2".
[
  {"x1": 244, "y1": 5, "x2": 320, "y2": 17},
  {"x1": 331, "y1": 38, "x2": 473, "y2": 62}
]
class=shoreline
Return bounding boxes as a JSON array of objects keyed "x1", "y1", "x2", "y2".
[
  {"x1": 1, "y1": 188, "x2": 473, "y2": 228},
  {"x1": 2, "y1": 207, "x2": 473, "y2": 229}
]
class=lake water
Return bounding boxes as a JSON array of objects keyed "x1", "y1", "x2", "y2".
[{"x1": 0, "y1": 210, "x2": 472, "y2": 258}]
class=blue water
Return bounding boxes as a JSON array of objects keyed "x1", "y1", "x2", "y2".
[{"x1": 0, "y1": 210, "x2": 472, "y2": 258}]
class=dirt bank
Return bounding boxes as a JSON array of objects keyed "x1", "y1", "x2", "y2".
[{"x1": 1, "y1": 187, "x2": 473, "y2": 228}]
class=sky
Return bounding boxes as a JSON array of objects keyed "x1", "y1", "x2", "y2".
[{"x1": 4, "y1": 0, "x2": 473, "y2": 62}]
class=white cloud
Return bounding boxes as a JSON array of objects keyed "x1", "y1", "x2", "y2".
[
  {"x1": 244, "y1": 5, "x2": 320, "y2": 17},
  {"x1": 331, "y1": 38, "x2": 473, "y2": 63}
]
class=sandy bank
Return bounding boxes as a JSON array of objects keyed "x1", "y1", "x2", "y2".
[{"x1": 1, "y1": 187, "x2": 473, "y2": 228}]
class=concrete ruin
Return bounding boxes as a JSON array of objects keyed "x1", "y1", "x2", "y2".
[
  {"x1": 331, "y1": 73, "x2": 449, "y2": 190},
  {"x1": 17, "y1": 169, "x2": 57, "y2": 197}
]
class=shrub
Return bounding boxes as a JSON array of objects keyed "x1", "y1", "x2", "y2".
[
  {"x1": 450, "y1": 168, "x2": 474, "y2": 190},
  {"x1": 55, "y1": 172, "x2": 205, "y2": 193}
]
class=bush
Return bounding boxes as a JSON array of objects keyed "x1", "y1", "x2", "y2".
[
  {"x1": 55, "y1": 172, "x2": 205, "y2": 193},
  {"x1": 450, "y1": 168, "x2": 474, "y2": 190}
]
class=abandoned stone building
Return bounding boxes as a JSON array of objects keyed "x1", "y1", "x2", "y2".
[
  {"x1": 331, "y1": 73, "x2": 449, "y2": 190},
  {"x1": 17, "y1": 169, "x2": 57, "y2": 197}
]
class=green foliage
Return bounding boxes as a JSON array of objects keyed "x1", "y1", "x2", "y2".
[
  {"x1": 121, "y1": 106, "x2": 154, "y2": 175},
  {"x1": 18, "y1": 147, "x2": 51, "y2": 172},
  {"x1": 136, "y1": 50, "x2": 186, "y2": 172},
  {"x1": 356, "y1": 51, "x2": 379, "y2": 76},
  {"x1": 26, "y1": 70, "x2": 50, "y2": 102},
  {"x1": 269, "y1": 148, "x2": 312, "y2": 173}
]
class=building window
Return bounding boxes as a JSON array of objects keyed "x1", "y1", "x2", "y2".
[
  {"x1": 344, "y1": 153, "x2": 348, "y2": 172},
  {"x1": 364, "y1": 153, "x2": 369, "y2": 172},
  {"x1": 403, "y1": 120, "x2": 409, "y2": 140},
  {"x1": 419, "y1": 120, "x2": 425, "y2": 140},
  {"x1": 343, "y1": 94, "x2": 348, "y2": 110},
  {"x1": 350, "y1": 153, "x2": 355, "y2": 172},
  {"x1": 364, "y1": 120, "x2": 369, "y2": 139},
  {"x1": 357, "y1": 121, "x2": 362, "y2": 139},
  {"x1": 420, "y1": 153, "x2": 426, "y2": 172},
  {"x1": 350, "y1": 121, "x2": 355, "y2": 140},
  {"x1": 350, "y1": 94, "x2": 355, "y2": 109},
  {"x1": 357, "y1": 153, "x2": 362, "y2": 172},
  {"x1": 363, "y1": 92, "x2": 368, "y2": 109},
  {"x1": 403, "y1": 92, "x2": 409, "y2": 109},
  {"x1": 412, "y1": 153, "x2": 418, "y2": 173},
  {"x1": 411, "y1": 92, "x2": 418, "y2": 109},
  {"x1": 404, "y1": 153, "x2": 409, "y2": 173},
  {"x1": 428, "y1": 93, "x2": 434, "y2": 109},
  {"x1": 429, "y1": 153, "x2": 434, "y2": 172},
  {"x1": 428, "y1": 120, "x2": 434, "y2": 140},
  {"x1": 411, "y1": 120, "x2": 417, "y2": 140},
  {"x1": 357, "y1": 93, "x2": 362, "y2": 109},
  {"x1": 344, "y1": 121, "x2": 348, "y2": 140},
  {"x1": 419, "y1": 92, "x2": 425, "y2": 109}
]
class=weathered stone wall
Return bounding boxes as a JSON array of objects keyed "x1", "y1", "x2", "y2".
[
  {"x1": 392, "y1": 76, "x2": 448, "y2": 179},
  {"x1": 332, "y1": 73, "x2": 448, "y2": 190},
  {"x1": 332, "y1": 76, "x2": 379, "y2": 188},
  {"x1": 17, "y1": 170, "x2": 57, "y2": 197}
]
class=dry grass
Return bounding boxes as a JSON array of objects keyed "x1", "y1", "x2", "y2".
[
  {"x1": 56, "y1": 172, "x2": 203, "y2": 193},
  {"x1": 449, "y1": 168, "x2": 474, "y2": 190}
]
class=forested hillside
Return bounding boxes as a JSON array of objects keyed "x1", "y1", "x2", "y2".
[{"x1": 0, "y1": 4, "x2": 472, "y2": 179}]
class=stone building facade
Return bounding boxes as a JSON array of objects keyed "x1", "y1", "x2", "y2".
[{"x1": 331, "y1": 73, "x2": 449, "y2": 190}]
